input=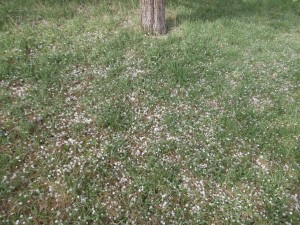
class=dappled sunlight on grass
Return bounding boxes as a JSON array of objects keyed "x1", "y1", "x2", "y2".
[{"x1": 0, "y1": 0, "x2": 300, "y2": 224}]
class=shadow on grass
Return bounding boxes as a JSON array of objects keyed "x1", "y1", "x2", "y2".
[{"x1": 167, "y1": 0, "x2": 300, "y2": 30}]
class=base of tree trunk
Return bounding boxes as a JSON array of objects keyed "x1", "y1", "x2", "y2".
[{"x1": 140, "y1": 0, "x2": 166, "y2": 35}]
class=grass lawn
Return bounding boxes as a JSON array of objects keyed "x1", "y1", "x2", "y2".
[{"x1": 0, "y1": 0, "x2": 300, "y2": 224}]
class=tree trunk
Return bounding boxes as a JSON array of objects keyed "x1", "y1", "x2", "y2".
[
  {"x1": 140, "y1": 0, "x2": 166, "y2": 35},
  {"x1": 140, "y1": 0, "x2": 154, "y2": 34},
  {"x1": 153, "y1": 0, "x2": 166, "y2": 35}
]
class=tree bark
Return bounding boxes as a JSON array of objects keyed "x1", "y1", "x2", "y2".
[
  {"x1": 140, "y1": 0, "x2": 154, "y2": 34},
  {"x1": 153, "y1": 0, "x2": 166, "y2": 35},
  {"x1": 140, "y1": 0, "x2": 166, "y2": 35}
]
